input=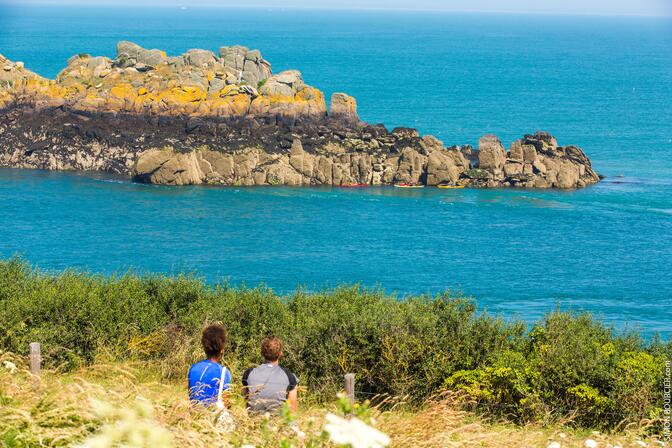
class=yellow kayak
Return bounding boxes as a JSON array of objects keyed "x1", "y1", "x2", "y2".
[{"x1": 437, "y1": 184, "x2": 465, "y2": 189}]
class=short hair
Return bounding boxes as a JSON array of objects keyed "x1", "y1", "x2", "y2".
[
  {"x1": 201, "y1": 324, "x2": 228, "y2": 358},
  {"x1": 261, "y1": 336, "x2": 282, "y2": 362}
]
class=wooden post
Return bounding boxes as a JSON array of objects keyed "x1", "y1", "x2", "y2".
[
  {"x1": 29, "y1": 342, "x2": 41, "y2": 376},
  {"x1": 344, "y1": 373, "x2": 355, "y2": 412}
]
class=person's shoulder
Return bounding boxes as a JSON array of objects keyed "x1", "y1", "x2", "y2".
[
  {"x1": 188, "y1": 359, "x2": 206, "y2": 373},
  {"x1": 241, "y1": 365, "x2": 256, "y2": 384},
  {"x1": 280, "y1": 366, "x2": 299, "y2": 386},
  {"x1": 188, "y1": 360, "x2": 210, "y2": 382}
]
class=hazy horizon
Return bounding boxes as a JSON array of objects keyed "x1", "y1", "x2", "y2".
[{"x1": 1, "y1": 0, "x2": 671, "y2": 17}]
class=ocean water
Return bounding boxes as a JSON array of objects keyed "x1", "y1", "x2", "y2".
[{"x1": 0, "y1": 5, "x2": 671, "y2": 335}]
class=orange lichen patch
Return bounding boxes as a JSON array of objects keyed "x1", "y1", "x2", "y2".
[
  {"x1": 249, "y1": 95, "x2": 271, "y2": 116},
  {"x1": 131, "y1": 93, "x2": 157, "y2": 113},
  {"x1": 110, "y1": 83, "x2": 137, "y2": 101},
  {"x1": 295, "y1": 86, "x2": 323, "y2": 102},
  {"x1": 158, "y1": 86, "x2": 206, "y2": 104},
  {"x1": 218, "y1": 85, "x2": 240, "y2": 97},
  {"x1": 137, "y1": 87, "x2": 148, "y2": 96},
  {"x1": 17, "y1": 78, "x2": 70, "y2": 101},
  {"x1": 208, "y1": 94, "x2": 251, "y2": 116},
  {"x1": 265, "y1": 93, "x2": 297, "y2": 105},
  {"x1": 85, "y1": 89, "x2": 100, "y2": 99},
  {"x1": 0, "y1": 90, "x2": 12, "y2": 109},
  {"x1": 63, "y1": 83, "x2": 87, "y2": 96},
  {"x1": 256, "y1": 89, "x2": 327, "y2": 117}
]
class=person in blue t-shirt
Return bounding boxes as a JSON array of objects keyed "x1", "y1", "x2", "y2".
[{"x1": 188, "y1": 324, "x2": 231, "y2": 407}]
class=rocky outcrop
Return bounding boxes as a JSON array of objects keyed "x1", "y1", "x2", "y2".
[
  {"x1": 330, "y1": 93, "x2": 358, "y2": 122},
  {"x1": 477, "y1": 135, "x2": 506, "y2": 172},
  {"x1": 127, "y1": 129, "x2": 598, "y2": 188},
  {"x1": 0, "y1": 42, "x2": 600, "y2": 189}
]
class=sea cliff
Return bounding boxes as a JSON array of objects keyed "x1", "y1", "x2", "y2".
[{"x1": 0, "y1": 42, "x2": 600, "y2": 188}]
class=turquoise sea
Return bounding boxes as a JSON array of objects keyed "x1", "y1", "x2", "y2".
[{"x1": 0, "y1": 5, "x2": 671, "y2": 335}]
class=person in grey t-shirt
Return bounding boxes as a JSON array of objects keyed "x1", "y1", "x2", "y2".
[{"x1": 242, "y1": 336, "x2": 299, "y2": 414}]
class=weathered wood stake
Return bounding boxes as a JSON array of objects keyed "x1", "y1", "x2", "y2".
[
  {"x1": 29, "y1": 342, "x2": 41, "y2": 376},
  {"x1": 344, "y1": 373, "x2": 355, "y2": 412}
]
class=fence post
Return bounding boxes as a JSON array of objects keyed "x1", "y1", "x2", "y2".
[
  {"x1": 344, "y1": 373, "x2": 355, "y2": 414},
  {"x1": 29, "y1": 342, "x2": 41, "y2": 376}
]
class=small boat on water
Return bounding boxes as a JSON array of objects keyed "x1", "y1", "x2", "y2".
[
  {"x1": 339, "y1": 183, "x2": 369, "y2": 188},
  {"x1": 394, "y1": 183, "x2": 424, "y2": 188},
  {"x1": 437, "y1": 184, "x2": 465, "y2": 189}
]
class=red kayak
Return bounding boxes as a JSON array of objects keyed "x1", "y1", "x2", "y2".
[{"x1": 339, "y1": 184, "x2": 369, "y2": 188}]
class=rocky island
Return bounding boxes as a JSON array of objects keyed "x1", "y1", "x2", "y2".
[{"x1": 0, "y1": 42, "x2": 600, "y2": 188}]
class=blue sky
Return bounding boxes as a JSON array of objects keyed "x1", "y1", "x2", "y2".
[{"x1": 4, "y1": 0, "x2": 671, "y2": 16}]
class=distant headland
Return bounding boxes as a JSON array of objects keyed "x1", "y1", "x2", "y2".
[{"x1": 0, "y1": 42, "x2": 599, "y2": 188}]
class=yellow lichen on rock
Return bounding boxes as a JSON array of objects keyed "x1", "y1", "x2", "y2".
[
  {"x1": 0, "y1": 42, "x2": 332, "y2": 119},
  {"x1": 218, "y1": 85, "x2": 241, "y2": 97},
  {"x1": 249, "y1": 95, "x2": 271, "y2": 116},
  {"x1": 110, "y1": 83, "x2": 137, "y2": 101},
  {"x1": 159, "y1": 86, "x2": 206, "y2": 104},
  {"x1": 0, "y1": 90, "x2": 10, "y2": 109}
]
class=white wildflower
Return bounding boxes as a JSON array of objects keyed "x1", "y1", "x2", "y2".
[
  {"x1": 559, "y1": 433, "x2": 567, "y2": 439},
  {"x1": 547, "y1": 442, "x2": 561, "y2": 448},
  {"x1": 2, "y1": 360, "x2": 17, "y2": 373},
  {"x1": 323, "y1": 413, "x2": 390, "y2": 448},
  {"x1": 635, "y1": 441, "x2": 648, "y2": 447},
  {"x1": 584, "y1": 439, "x2": 598, "y2": 448},
  {"x1": 290, "y1": 424, "x2": 306, "y2": 439},
  {"x1": 241, "y1": 445, "x2": 255, "y2": 448},
  {"x1": 76, "y1": 399, "x2": 173, "y2": 448}
]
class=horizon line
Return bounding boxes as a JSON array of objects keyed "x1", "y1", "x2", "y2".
[{"x1": 2, "y1": 2, "x2": 671, "y2": 18}]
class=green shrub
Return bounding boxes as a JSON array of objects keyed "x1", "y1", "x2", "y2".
[{"x1": 0, "y1": 258, "x2": 668, "y2": 431}]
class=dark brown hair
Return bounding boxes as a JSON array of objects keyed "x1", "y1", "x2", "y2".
[
  {"x1": 201, "y1": 324, "x2": 228, "y2": 358},
  {"x1": 261, "y1": 335, "x2": 282, "y2": 362}
]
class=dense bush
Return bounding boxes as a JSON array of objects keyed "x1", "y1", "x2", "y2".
[{"x1": 0, "y1": 258, "x2": 668, "y2": 429}]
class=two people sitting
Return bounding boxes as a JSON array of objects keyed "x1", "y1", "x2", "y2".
[{"x1": 187, "y1": 324, "x2": 299, "y2": 414}]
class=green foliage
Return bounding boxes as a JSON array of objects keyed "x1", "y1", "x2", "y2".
[
  {"x1": 445, "y1": 350, "x2": 541, "y2": 420},
  {"x1": 0, "y1": 258, "x2": 668, "y2": 430},
  {"x1": 440, "y1": 311, "x2": 669, "y2": 430},
  {"x1": 257, "y1": 78, "x2": 267, "y2": 89}
]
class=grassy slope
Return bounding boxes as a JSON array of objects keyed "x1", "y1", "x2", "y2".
[{"x1": 0, "y1": 354, "x2": 662, "y2": 448}]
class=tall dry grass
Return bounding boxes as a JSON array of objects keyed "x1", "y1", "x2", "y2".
[{"x1": 0, "y1": 351, "x2": 665, "y2": 448}]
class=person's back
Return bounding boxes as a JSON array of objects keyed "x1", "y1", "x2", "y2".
[
  {"x1": 242, "y1": 336, "x2": 298, "y2": 414},
  {"x1": 188, "y1": 359, "x2": 230, "y2": 405},
  {"x1": 188, "y1": 324, "x2": 231, "y2": 407}
]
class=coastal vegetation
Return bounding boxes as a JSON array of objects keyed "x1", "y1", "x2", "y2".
[
  {"x1": 0, "y1": 258, "x2": 668, "y2": 438},
  {"x1": 1, "y1": 358, "x2": 664, "y2": 448},
  {"x1": 0, "y1": 259, "x2": 672, "y2": 428}
]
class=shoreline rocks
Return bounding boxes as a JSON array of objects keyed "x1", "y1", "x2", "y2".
[{"x1": 0, "y1": 42, "x2": 600, "y2": 188}]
